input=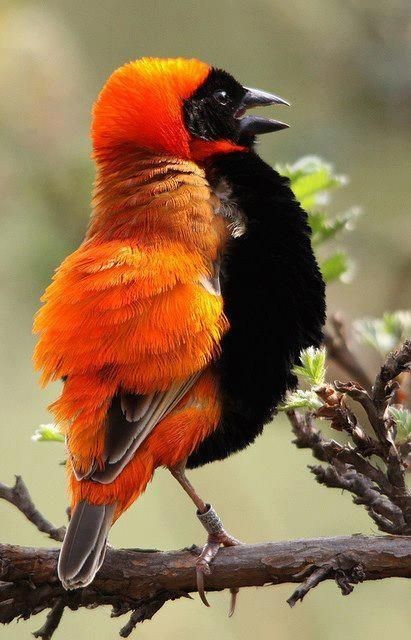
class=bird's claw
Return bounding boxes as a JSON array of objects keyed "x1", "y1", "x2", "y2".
[
  {"x1": 196, "y1": 567, "x2": 210, "y2": 607},
  {"x1": 195, "y1": 507, "x2": 242, "y2": 613},
  {"x1": 228, "y1": 587, "x2": 239, "y2": 617}
]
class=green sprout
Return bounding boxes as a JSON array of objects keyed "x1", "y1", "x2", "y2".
[
  {"x1": 32, "y1": 423, "x2": 64, "y2": 443},
  {"x1": 279, "y1": 346, "x2": 326, "y2": 411}
]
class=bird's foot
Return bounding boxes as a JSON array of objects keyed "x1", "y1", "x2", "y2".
[{"x1": 196, "y1": 504, "x2": 242, "y2": 614}]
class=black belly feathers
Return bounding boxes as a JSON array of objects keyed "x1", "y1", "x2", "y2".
[{"x1": 187, "y1": 151, "x2": 326, "y2": 468}]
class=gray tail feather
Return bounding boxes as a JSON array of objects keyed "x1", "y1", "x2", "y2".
[{"x1": 58, "y1": 501, "x2": 116, "y2": 590}]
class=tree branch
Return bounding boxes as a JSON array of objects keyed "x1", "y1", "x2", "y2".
[
  {"x1": 288, "y1": 340, "x2": 411, "y2": 535},
  {"x1": 0, "y1": 536, "x2": 409, "y2": 634}
]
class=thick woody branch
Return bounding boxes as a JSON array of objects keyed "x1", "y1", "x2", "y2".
[{"x1": 0, "y1": 536, "x2": 409, "y2": 632}]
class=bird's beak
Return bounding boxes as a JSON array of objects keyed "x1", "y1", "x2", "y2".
[{"x1": 236, "y1": 86, "x2": 290, "y2": 135}]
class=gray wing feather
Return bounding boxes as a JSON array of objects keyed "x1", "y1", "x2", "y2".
[
  {"x1": 58, "y1": 501, "x2": 115, "y2": 590},
  {"x1": 90, "y1": 372, "x2": 200, "y2": 484}
]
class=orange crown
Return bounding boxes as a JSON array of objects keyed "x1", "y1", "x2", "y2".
[{"x1": 91, "y1": 57, "x2": 211, "y2": 159}]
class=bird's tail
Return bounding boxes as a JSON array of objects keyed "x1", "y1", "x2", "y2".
[{"x1": 58, "y1": 500, "x2": 116, "y2": 590}]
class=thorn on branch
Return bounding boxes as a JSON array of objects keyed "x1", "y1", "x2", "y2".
[
  {"x1": 314, "y1": 382, "x2": 383, "y2": 457},
  {"x1": 310, "y1": 464, "x2": 408, "y2": 534},
  {"x1": 288, "y1": 410, "x2": 390, "y2": 493}
]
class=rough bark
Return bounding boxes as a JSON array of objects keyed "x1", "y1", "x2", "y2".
[{"x1": 0, "y1": 535, "x2": 410, "y2": 629}]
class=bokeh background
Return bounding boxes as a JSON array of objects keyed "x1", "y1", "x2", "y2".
[{"x1": 1, "y1": 1, "x2": 410, "y2": 638}]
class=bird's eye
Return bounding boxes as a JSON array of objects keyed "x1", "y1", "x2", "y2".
[{"x1": 214, "y1": 90, "x2": 229, "y2": 105}]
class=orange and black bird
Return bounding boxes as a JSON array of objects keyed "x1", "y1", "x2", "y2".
[{"x1": 33, "y1": 58, "x2": 325, "y2": 604}]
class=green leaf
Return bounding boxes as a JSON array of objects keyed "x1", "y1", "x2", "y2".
[
  {"x1": 276, "y1": 156, "x2": 347, "y2": 212},
  {"x1": 277, "y1": 156, "x2": 359, "y2": 285},
  {"x1": 354, "y1": 310, "x2": 411, "y2": 355},
  {"x1": 32, "y1": 423, "x2": 64, "y2": 443},
  {"x1": 320, "y1": 252, "x2": 353, "y2": 283},
  {"x1": 388, "y1": 406, "x2": 411, "y2": 441},
  {"x1": 278, "y1": 389, "x2": 323, "y2": 412},
  {"x1": 309, "y1": 207, "x2": 360, "y2": 246},
  {"x1": 293, "y1": 346, "x2": 327, "y2": 386}
]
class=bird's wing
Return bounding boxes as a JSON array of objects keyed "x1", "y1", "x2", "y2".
[{"x1": 73, "y1": 373, "x2": 200, "y2": 484}]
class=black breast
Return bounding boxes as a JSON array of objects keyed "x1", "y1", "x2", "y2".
[{"x1": 187, "y1": 151, "x2": 326, "y2": 469}]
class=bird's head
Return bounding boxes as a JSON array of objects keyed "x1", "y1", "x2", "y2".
[{"x1": 92, "y1": 57, "x2": 289, "y2": 162}]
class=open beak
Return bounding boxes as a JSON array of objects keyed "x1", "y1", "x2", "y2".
[{"x1": 237, "y1": 86, "x2": 290, "y2": 135}]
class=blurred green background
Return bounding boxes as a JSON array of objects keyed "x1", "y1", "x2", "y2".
[{"x1": 1, "y1": 1, "x2": 410, "y2": 638}]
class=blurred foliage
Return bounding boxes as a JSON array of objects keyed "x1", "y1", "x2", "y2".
[
  {"x1": 388, "y1": 406, "x2": 411, "y2": 441},
  {"x1": 354, "y1": 311, "x2": 411, "y2": 356},
  {"x1": 280, "y1": 157, "x2": 359, "y2": 283},
  {"x1": 320, "y1": 252, "x2": 354, "y2": 284}
]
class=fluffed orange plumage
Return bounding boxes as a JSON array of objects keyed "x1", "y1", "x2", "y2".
[
  {"x1": 33, "y1": 55, "x2": 326, "y2": 598},
  {"x1": 33, "y1": 58, "x2": 252, "y2": 593},
  {"x1": 34, "y1": 151, "x2": 229, "y2": 511}
]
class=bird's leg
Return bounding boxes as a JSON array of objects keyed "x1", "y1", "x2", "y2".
[{"x1": 169, "y1": 461, "x2": 242, "y2": 612}]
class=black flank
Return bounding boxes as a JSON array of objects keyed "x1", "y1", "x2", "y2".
[{"x1": 187, "y1": 151, "x2": 326, "y2": 468}]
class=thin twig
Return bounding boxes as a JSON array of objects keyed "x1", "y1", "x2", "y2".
[
  {"x1": 333, "y1": 380, "x2": 387, "y2": 446},
  {"x1": 289, "y1": 410, "x2": 391, "y2": 494},
  {"x1": 0, "y1": 476, "x2": 65, "y2": 542},
  {"x1": 119, "y1": 597, "x2": 172, "y2": 638},
  {"x1": 288, "y1": 340, "x2": 411, "y2": 534},
  {"x1": 324, "y1": 314, "x2": 373, "y2": 391},
  {"x1": 311, "y1": 465, "x2": 408, "y2": 534},
  {"x1": 287, "y1": 564, "x2": 333, "y2": 607},
  {"x1": 33, "y1": 599, "x2": 65, "y2": 640}
]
